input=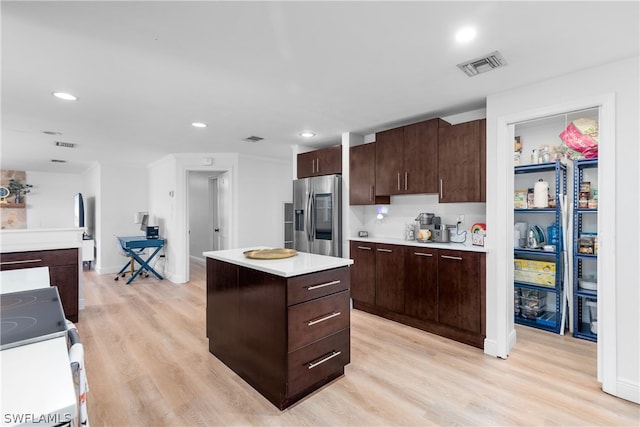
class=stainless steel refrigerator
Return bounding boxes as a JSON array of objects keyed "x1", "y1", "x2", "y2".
[{"x1": 293, "y1": 174, "x2": 342, "y2": 257}]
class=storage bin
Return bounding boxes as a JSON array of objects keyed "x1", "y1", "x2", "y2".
[{"x1": 514, "y1": 259, "x2": 556, "y2": 287}]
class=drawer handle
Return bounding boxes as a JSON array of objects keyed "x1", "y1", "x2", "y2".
[
  {"x1": 308, "y1": 350, "x2": 342, "y2": 370},
  {"x1": 307, "y1": 280, "x2": 341, "y2": 291},
  {"x1": 377, "y1": 248, "x2": 392, "y2": 253},
  {"x1": 0, "y1": 259, "x2": 43, "y2": 265},
  {"x1": 414, "y1": 252, "x2": 433, "y2": 257},
  {"x1": 357, "y1": 246, "x2": 372, "y2": 251},
  {"x1": 307, "y1": 311, "x2": 341, "y2": 326},
  {"x1": 441, "y1": 255, "x2": 462, "y2": 261}
]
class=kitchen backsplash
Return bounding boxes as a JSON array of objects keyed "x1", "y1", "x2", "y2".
[{"x1": 349, "y1": 193, "x2": 486, "y2": 240}]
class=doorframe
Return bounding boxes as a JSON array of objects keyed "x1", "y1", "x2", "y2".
[{"x1": 491, "y1": 93, "x2": 615, "y2": 390}]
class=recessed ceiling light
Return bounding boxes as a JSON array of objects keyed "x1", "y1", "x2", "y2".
[
  {"x1": 52, "y1": 92, "x2": 78, "y2": 101},
  {"x1": 455, "y1": 27, "x2": 477, "y2": 43},
  {"x1": 192, "y1": 122, "x2": 207, "y2": 128},
  {"x1": 300, "y1": 131, "x2": 316, "y2": 138}
]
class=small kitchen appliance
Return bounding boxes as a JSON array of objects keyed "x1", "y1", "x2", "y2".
[{"x1": 527, "y1": 224, "x2": 546, "y2": 249}]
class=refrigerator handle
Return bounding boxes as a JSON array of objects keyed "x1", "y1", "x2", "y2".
[
  {"x1": 309, "y1": 191, "x2": 315, "y2": 242},
  {"x1": 306, "y1": 190, "x2": 314, "y2": 242}
]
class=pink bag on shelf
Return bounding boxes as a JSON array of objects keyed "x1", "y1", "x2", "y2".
[{"x1": 560, "y1": 122, "x2": 598, "y2": 158}]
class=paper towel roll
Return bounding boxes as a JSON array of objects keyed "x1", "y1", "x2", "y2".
[{"x1": 533, "y1": 179, "x2": 549, "y2": 208}]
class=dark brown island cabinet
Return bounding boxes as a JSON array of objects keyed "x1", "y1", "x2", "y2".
[
  {"x1": 350, "y1": 241, "x2": 485, "y2": 348},
  {"x1": 205, "y1": 249, "x2": 353, "y2": 410},
  {"x1": 0, "y1": 248, "x2": 79, "y2": 322}
]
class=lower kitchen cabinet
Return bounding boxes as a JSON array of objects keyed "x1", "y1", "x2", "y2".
[
  {"x1": 0, "y1": 248, "x2": 79, "y2": 322},
  {"x1": 437, "y1": 250, "x2": 483, "y2": 335},
  {"x1": 206, "y1": 258, "x2": 350, "y2": 409},
  {"x1": 404, "y1": 246, "x2": 438, "y2": 322},
  {"x1": 350, "y1": 240, "x2": 485, "y2": 348},
  {"x1": 375, "y1": 243, "x2": 405, "y2": 313},
  {"x1": 349, "y1": 241, "x2": 376, "y2": 305}
]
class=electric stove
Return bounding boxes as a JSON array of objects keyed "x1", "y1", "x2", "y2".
[{"x1": 1, "y1": 286, "x2": 67, "y2": 350}]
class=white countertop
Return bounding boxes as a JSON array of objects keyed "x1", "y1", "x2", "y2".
[
  {"x1": 349, "y1": 236, "x2": 488, "y2": 253},
  {"x1": 1, "y1": 336, "x2": 77, "y2": 426},
  {"x1": 203, "y1": 247, "x2": 354, "y2": 277},
  {"x1": 0, "y1": 228, "x2": 85, "y2": 253}
]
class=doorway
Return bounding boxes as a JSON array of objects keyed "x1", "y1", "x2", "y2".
[
  {"x1": 187, "y1": 171, "x2": 228, "y2": 264},
  {"x1": 493, "y1": 93, "x2": 615, "y2": 392}
]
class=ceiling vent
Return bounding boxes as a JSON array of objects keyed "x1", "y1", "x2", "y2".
[
  {"x1": 243, "y1": 136, "x2": 264, "y2": 143},
  {"x1": 50, "y1": 159, "x2": 67, "y2": 163},
  {"x1": 457, "y1": 51, "x2": 507, "y2": 77},
  {"x1": 54, "y1": 141, "x2": 76, "y2": 148}
]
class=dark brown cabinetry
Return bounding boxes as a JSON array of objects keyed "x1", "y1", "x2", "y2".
[
  {"x1": 404, "y1": 246, "x2": 438, "y2": 322},
  {"x1": 438, "y1": 118, "x2": 486, "y2": 203},
  {"x1": 0, "y1": 248, "x2": 79, "y2": 322},
  {"x1": 437, "y1": 250, "x2": 483, "y2": 335},
  {"x1": 349, "y1": 241, "x2": 376, "y2": 305},
  {"x1": 349, "y1": 143, "x2": 390, "y2": 205},
  {"x1": 375, "y1": 118, "x2": 449, "y2": 196},
  {"x1": 350, "y1": 241, "x2": 485, "y2": 348},
  {"x1": 297, "y1": 145, "x2": 342, "y2": 178},
  {"x1": 375, "y1": 243, "x2": 405, "y2": 313},
  {"x1": 206, "y1": 259, "x2": 350, "y2": 409}
]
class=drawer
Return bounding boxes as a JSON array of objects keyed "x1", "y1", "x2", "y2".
[
  {"x1": 287, "y1": 328, "x2": 350, "y2": 397},
  {"x1": 0, "y1": 249, "x2": 79, "y2": 269},
  {"x1": 288, "y1": 290, "x2": 349, "y2": 351},
  {"x1": 287, "y1": 267, "x2": 350, "y2": 306}
]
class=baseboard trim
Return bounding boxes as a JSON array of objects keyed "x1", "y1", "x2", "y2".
[{"x1": 607, "y1": 379, "x2": 640, "y2": 404}]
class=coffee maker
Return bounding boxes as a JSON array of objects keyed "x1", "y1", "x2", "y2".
[{"x1": 415, "y1": 213, "x2": 450, "y2": 243}]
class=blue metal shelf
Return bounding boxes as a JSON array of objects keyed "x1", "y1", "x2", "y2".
[
  {"x1": 573, "y1": 158, "x2": 598, "y2": 342},
  {"x1": 513, "y1": 160, "x2": 566, "y2": 335}
]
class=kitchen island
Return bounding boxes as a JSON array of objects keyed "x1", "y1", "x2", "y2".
[{"x1": 204, "y1": 248, "x2": 353, "y2": 409}]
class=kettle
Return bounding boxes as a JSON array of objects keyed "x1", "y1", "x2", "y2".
[{"x1": 527, "y1": 225, "x2": 546, "y2": 249}]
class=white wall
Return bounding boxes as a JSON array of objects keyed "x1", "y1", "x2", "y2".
[
  {"x1": 236, "y1": 154, "x2": 292, "y2": 248},
  {"x1": 26, "y1": 171, "x2": 83, "y2": 229},
  {"x1": 149, "y1": 152, "x2": 291, "y2": 284},
  {"x1": 96, "y1": 163, "x2": 150, "y2": 274},
  {"x1": 486, "y1": 56, "x2": 639, "y2": 403}
]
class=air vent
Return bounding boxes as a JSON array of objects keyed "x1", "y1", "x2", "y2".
[
  {"x1": 43, "y1": 130, "x2": 62, "y2": 136},
  {"x1": 54, "y1": 141, "x2": 76, "y2": 148},
  {"x1": 243, "y1": 136, "x2": 264, "y2": 143},
  {"x1": 457, "y1": 51, "x2": 507, "y2": 77},
  {"x1": 50, "y1": 159, "x2": 67, "y2": 163}
]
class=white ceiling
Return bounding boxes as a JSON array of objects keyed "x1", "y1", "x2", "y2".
[{"x1": 2, "y1": 1, "x2": 638, "y2": 174}]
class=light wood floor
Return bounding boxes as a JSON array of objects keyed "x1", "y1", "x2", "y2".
[{"x1": 80, "y1": 262, "x2": 639, "y2": 426}]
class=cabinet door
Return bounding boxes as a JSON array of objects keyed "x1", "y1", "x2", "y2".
[
  {"x1": 404, "y1": 119, "x2": 440, "y2": 194},
  {"x1": 437, "y1": 250, "x2": 481, "y2": 334},
  {"x1": 349, "y1": 241, "x2": 376, "y2": 305},
  {"x1": 375, "y1": 243, "x2": 404, "y2": 312},
  {"x1": 49, "y1": 265, "x2": 79, "y2": 323},
  {"x1": 297, "y1": 151, "x2": 316, "y2": 179},
  {"x1": 315, "y1": 146, "x2": 342, "y2": 175},
  {"x1": 404, "y1": 246, "x2": 438, "y2": 321},
  {"x1": 438, "y1": 120, "x2": 482, "y2": 203},
  {"x1": 375, "y1": 127, "x2": 404, "y2": 196},
  {"x1": 349, "y1": 144, "x2": 376, "y2": 205}
]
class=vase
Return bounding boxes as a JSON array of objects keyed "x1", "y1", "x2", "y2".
[{"x1": 14, "y1": 194, "x2": 22, "y2": 204}]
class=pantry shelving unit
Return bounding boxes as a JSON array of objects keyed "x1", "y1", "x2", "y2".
[
  {"x1": 514, "y1": 160, "x2": 567, "y2": 333},
  {"x1": 572, "y1": 158, "x2": 598, "y2": 341}
]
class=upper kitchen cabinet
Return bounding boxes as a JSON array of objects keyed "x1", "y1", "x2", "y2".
[
  {"x1": 438, "y1": 119, "x2": 486, "y2": 203},
  {"x1": 349, "y1": 142, "x2": 390, "y2": 205},
  {"x1": 375, "y1": 118, "x2": 450, "y2": 196},
  {"x1": 297, "y1": 145, "x2": 342, "y2": 178}
]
